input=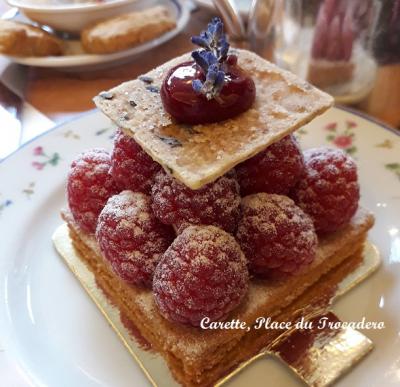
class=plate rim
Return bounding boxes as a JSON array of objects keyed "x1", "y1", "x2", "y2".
[
  {"x1": 337, "y1": 104, "x2": 400, "y2": 137},
  {"x1": 7, "y1": 0, "x2": 137, "y2": 12}
]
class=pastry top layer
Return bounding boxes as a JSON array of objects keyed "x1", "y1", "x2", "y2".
[
  {"x1": 64, "y1": 206, "x2": 374, "y2": 364},
  {"x1": 94, "y1": 49, "x2": 334, "y2": 189}
]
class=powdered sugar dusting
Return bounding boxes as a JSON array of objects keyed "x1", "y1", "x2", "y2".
[
  {"x1": 236, "y1": 134, "x2": 305, "y2": 195},
  {"x1": 67, "y1": 148, "x2": 119, "y2": 233},
  {"x1": 151, "y1": 170, "x2": 241, "y2": 234},
  {"x1": 291, "y1": 147, "x2": 359, "y2": 233},
  {"x1": 153, "y1": 225, "x2": 249, "y2": 326},
  {"x1": 111, "y1": 129, "x2": 161, "y2": 194},
  {"x1": 237, "y1": 193, "x2": 318, "y2": 278},
  {"x1": 96, "y1": 190, "x2": 174, "y2": 287}
]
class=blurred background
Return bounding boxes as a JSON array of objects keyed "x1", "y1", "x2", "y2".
[{"x1": 0, "y1": 0, "x2": 399, "y2": 160}]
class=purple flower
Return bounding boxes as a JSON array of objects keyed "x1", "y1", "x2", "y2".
[
  {"x1": 191, "y1": 18, "x2": 229, "y2": 62},
  {"x1": 33, "y1": 146, "x2": 44, "y2": 156},
  {"x1": 190, "y1": 17, "x2": 230, "y2": 100},
  {"x1": 346, "y1": 120, "x2": 357, "y2": 129},
  {"x1": 325, "y1": 122, "x2": 337, "y2": 131},
  {"x1": 32, "y1": 161, "x2": 45, "y2": 170},
  {"x1": 192, "y1": 63, "x2": 225, "y2": 100},
  {"x1": 333, "y1": 135, "x2": 353, "y2": 148}
]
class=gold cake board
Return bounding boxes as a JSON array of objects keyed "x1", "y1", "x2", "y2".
[{"x1": 53, "y1": 223, "x2": 381, "y2": 387}]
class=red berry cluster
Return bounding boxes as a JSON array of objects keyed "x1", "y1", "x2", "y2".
[
  {"x1": 67, "y1": 130, "x2": 359, "y2": 327},
  {"x1": 96, "y1": 191, "x2": 174, "y2": 287},
  {"x1": 67, "y1": 130, "x2": 170, "y2": 284}
]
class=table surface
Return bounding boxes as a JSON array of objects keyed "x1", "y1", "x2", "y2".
[{"x1": 0, "y1": 1, "x2": 399, "y2": 386}]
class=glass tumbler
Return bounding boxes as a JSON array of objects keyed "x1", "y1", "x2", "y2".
[{"x1": 272, "y1": 0, "x2": 380, "y2": 103}]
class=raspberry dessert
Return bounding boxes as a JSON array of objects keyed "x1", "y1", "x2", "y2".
[
  {"x1": 55, "y1": 17, "x2": 377, "y2": 387},
  {"x1": 237, "y1": 193, "x2": 318, "y2": 278},
  {"x1": 96, "y1": 191, "x2": 174, "y2": 287},
  {"x1": 153, "y1": 225, "x2": 248, "y2": 326},
  {"x1": 291, "y1": 147, "x2": 360, "y2": 234},
  {"x1": 67, "y1": 148, "x2": 118, "y2": 233},
  {"x1": 151, "y1": 169, "x2": 241, "y2": 234},
  {"x1": 110, "y1": 129, "x2": 161, "y2": 194},
  {"x1": 236, "y1": 134, "x2": 304, "y2": 196}
]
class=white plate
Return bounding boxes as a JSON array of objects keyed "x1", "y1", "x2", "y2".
[
  {"x1": 2, "y1": 0, "x2": 190, "y2": 70},
  {"x1": 0, "y1": 107, "x2": 399, "y2": 387}
]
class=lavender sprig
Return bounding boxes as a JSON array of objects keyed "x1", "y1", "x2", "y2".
[
  {"x1": 192, "y1": 63, "x2": 225, "y2": 100},
  {"x1": 191, "y1": 17, "x2": 229, "y2": 62},
  {"x1": 191, "y1": 17, "x2": 230, "y2": 100}
]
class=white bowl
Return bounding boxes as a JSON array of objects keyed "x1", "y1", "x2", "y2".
[{"x1": 6, "y1": 0, "x2": 144, "y2": 34}]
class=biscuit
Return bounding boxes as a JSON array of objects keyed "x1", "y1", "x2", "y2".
[
  {"x1": 81, "y1": 6, "x2": 176, "y2": 54},
  {"x1": 94, "y1": 49, "x2": 334, "y2": 189},
  {"x1": 0, "y1": 20, "x2": 63, "y2": 57}
]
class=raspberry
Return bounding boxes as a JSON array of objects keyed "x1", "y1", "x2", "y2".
[
  {"x1": 153, "y1": 225, "x2": 249, "y2": 326},
  {"x1": 67, "y1": 148, "x2": 118, "y2": 233},
  {"x1": 111, "y1": 129, "x2": 161, "y2": 194},
  {"x1": 151, "y1": 170, "x2": 241, "y2": 234},
  {"x1": 236, "y1": 193, "x2": 317, "y2": 279},
  {"x1": 291, "y1": 147, "x2": 359, "y2": 234},
  {"x1": 96, "y1": 191, "x2": 174, "y2": 287},
  {"x1": 236, "y1": 135, "x2": 304, "y2": 196}
]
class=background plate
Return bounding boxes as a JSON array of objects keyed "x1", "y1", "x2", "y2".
[
  {"x1": 1, "y1": 0, "x2": 190, "y2": 71},
  {"x1": 0, "y1": 107, "x2": 399, "y2": 386}
]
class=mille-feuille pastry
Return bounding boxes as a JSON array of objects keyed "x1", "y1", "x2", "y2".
[
  {"x1": 81, "y1": 5, "x2": 176, "y2": 54},
  {"x1": 0, "y1": 20, "x2": 63, "y2": 57},
  {"x1": 57, "y1": 18, "x2": 375, "y2": 387}
]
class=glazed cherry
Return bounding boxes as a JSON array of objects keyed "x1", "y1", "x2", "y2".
[{"x1": 161, "y1": 55, "x2": 256, "y2": 125}]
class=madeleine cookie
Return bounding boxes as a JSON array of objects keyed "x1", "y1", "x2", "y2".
[
  {"x1": 81, "y1": 6, "x2": 176, "y2": 54},
  {"x1": 0, "y1": 20, "x2": 63, "y2": 57}
]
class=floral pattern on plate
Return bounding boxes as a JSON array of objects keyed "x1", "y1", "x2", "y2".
[
  {"x1": 31, "y1": 146, "x2": 61, "y2": 170},
  {"x1": 0, "y1": 199, "x2": 12, "y2": 216},
  {"x1": 324, "y1": 119, "x2": 358, "y2": 155}
]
